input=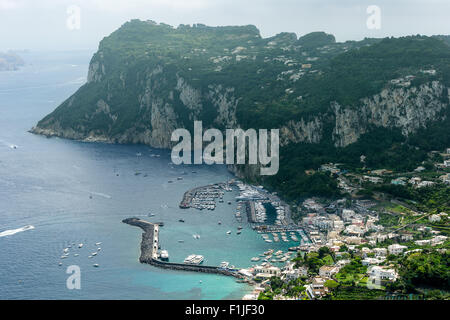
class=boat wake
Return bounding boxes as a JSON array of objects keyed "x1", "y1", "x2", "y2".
[
  {"x1": 0, "y1": 139, "x2": 18, "y2": 149},
  {"x1": 89, "y1": 192, "x2": 112, "y2": 199},
  {"x1": 0, "y1": 225, "x2": 35, "y2": 238}
]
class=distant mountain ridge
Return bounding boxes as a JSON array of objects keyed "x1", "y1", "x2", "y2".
[{"x1": 31, "y1": 20, "x2": 450, "y2": 198}]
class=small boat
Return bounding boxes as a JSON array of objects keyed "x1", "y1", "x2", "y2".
[
  {"x1": 160, "y1": 250, "x2": 169, "y2": 261},
  {"x1": 178, "y1": 240, "x2": 184, "y2": 243},
  {"x1": 251, "y1": 257, "x2": 260, "y2": 262},
  {"x1": 93, "y1": 264, "x2": 99, "y2": 268},
  {"x1": 97, "y1": 248, "x2": 101, "y2": 251},
  {"x1": 179, "y1": 219, "x2": 185, "y2": 223},
  {"x1": 63, "y1": 248, "x2": 69, "y2": 253},
  {"x1": 193, "y1": 234, "x2": 201, "y2": 239},
  {"x1": 177, "y1": 177, "x2": 183, "y2": 180},
  {"x1": 91, "y1": 252, "x2": 97, "y2": 256},
  {"x1": 60, "y1": 255, "x2": 68, "y2": 259},
  {"x1": 74, "y1": 254, "x2": 79, "y2": 257},
  {"x1": 226, "y1": 230, "x2": 232, "y2": 235},
  {"x1": 218, "y1": 221, "x2": 222, "y2": 225},
  {"x1": 95, "y1": 242, "x2": 102, "y2": 246},
  {"x1": 168, "y1": 180, "x2": 173, "y2": 183},
  {"x1": 237, "y1": 231, "x2": 241, "y2": 235},
  {"x1": 78, "y1": 243, "x2": 83, "y2": 248},
  {"x1": 228, "y1": 201, "x2": 232, "y2": 205},
  {"x1": 148, "y1": 213, "x2": 155, "y2": 217},
  {"x1": 58, "y1": 262, "x2": 62, "y2": 266}
]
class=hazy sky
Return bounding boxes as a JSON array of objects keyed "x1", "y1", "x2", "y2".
[{"x1": 1, "y1": 0, "x2": 449, "y2": 51}]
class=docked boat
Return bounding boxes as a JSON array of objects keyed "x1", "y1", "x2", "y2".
[
  {"x1": 160, "y1": 250, "x2": 169, "y2": 261},
  {"x1": 251, "y1": 257, "x2": 260, "y2": 262},
  {"x1": 184, "y1": 254, "x2": 204, "y2": 265},
  {"x1": 219, "y1": 261, "x2": 229, "y2": 268}
]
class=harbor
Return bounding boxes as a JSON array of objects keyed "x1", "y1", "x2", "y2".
[{"x1": 122, "y1": 218, "x2": 240, "y2": 277}]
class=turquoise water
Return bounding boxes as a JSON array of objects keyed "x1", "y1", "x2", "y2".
[{"x1": 0, "y1": 51, "x2": 299, "y2": 299}]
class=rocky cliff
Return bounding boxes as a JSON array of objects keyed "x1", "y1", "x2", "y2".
[{"x1": 31, "y1": 20, "x2": 450, "y2": 189}]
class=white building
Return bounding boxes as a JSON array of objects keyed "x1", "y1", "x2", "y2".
[
  {"x1": 368, "y1": 266, "x2": 398, "y2": 282},
  {"x1": 319, "y1": 265, "x2": 340, "y2": 278},
  {"x1": 362, "y1": 258, "x2": 385, "y2": 266},
  {"x1": 388, "y1": 244, "x2": 407, "y2": 255},
  {"x1": 373, "y1": 248, "x2": 388, "y2": 257},
  {"x1": 429, "y1": 214, "x2": 441, "y2": 223},
  {"x1": 254, "y1": 264, "x2": 281, "y2": 278}
]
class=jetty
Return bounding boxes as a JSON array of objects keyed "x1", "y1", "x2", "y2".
[{"x1": 122, "y1": 217, "x2": 240, "y2": 277}]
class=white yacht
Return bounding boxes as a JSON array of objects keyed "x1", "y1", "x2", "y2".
[{"x1": 184, "y1": 254, "x2": 204, "y2": 265}]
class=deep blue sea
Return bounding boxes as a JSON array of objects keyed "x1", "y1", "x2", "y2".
[{"x1": 0, "y1": 51, "x2": 297, "y2": 299}]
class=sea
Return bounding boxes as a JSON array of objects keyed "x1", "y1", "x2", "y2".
[{"x1": 0, "y1": 50, "x2": 301, "y2": 299}]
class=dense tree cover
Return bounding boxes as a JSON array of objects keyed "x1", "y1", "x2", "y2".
[
  {"x1": 395, "y1": 250, "x2": 450, "y2": 292},
  {"x1": 326, "y1": 286, "x2": 385, "y2": 300},
  {"x1": 258, "y1": 276, "x2": 307, "y2": 300},
  {"x1": 293, "y1": 247, "x2": 335, "y2": 273},
  {"x1": 372, "y1": 184, "x2": 450, "y2": 213}
]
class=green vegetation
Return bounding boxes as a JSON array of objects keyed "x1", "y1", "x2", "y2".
[{"x1": 35, "y1": 20, "x2": 450, "y2": 200}]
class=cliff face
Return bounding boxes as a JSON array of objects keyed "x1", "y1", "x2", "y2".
[
  {"x1": 31, "y1": 20, "x2": 450, "y2": 183},
  {"x1": 332, "y1": 81, "x2": 449, "y2": 147},
  {"x1": 32, "y1": 75, "x2": 449, "y2": 150}
]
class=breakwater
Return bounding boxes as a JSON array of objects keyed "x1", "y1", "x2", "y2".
[{"x1": 122, "y1": 217, "x2": 240, "y2": 277}]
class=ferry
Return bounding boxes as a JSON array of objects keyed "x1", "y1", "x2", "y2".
[{"x1": 184, "y1": 254, "x2": 204, "y2": 265}]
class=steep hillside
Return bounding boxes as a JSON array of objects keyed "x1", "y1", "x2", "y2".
[{"x1": 31, "y1": 20, "x2": 450, "y2": 198}]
